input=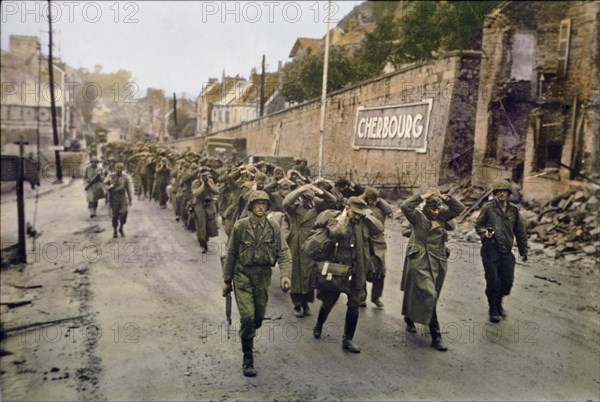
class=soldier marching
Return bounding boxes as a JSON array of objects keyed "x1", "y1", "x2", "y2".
[{"x1": 86, "y1": 141, "x2": 527, "y2": 375}]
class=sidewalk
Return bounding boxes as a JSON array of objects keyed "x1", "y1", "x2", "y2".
[{"x1": 1, "y1": 179, "x2": 77, "y2": 260}]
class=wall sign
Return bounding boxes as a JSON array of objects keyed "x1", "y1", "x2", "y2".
[{"x1": 352, "y1": 99, "x2": 433, "y2": 153}]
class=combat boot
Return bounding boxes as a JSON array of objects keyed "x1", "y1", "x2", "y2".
[
  {"x1": 313, "y1": 308, "x2": 329, "y2": 339},
  {"x1": 498, "y1": 296, "x2": 507, "y2": 317},
  {"x1": 113, "y1": 228, "x2": 118, "y2": 238},
  {"x1": 488, "y1": 296, "x2": 502, "y2": 323},
  {"x1": 341, "y1": 310, "x2": 360, "y2": 353},
  {"x1": 89, "y1": 208, "x2": 95, "y2": 218},
  {"x1": 404, "y1": 316, "x2": 417, "y2": 334},
  {"x1": 430, "y1": 328, "x2": 448, "y2": 352},
  {"x1": 241, "y1": 338, "x2": 256, "y2": 377}
]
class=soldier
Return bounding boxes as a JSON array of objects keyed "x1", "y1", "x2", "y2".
[
  {"x1": 104, "y1": 163, "x2": 133, "y2": 238},
  {"x1": 222, "y1": 190, "x2": 292, "y2": 377},
  {"x1": 312, "y1": 197, "x2": 384, "y2": 353},
  {"x1": 360, "y1": 187, "x2": 393, "y2": 308},
  {"x1": 282, "y1": 184, "x2": 327, "y2": 317},
  {"x1": 295, "y1": 158, "x2": 312, "y2": 179},
  {"x1": 153, "y1": 157, "x2": 171, "y2": 209},
  {"x1": 400, "y1": 188, "x2": 465, "y2": 351},
  {"x1": 83, "y1": 156, "x2": 104, "y2": 218},
  {"x1": 192, "y1": 168, "x2": 220, "y2": 253},
  {"x1": 475, "y1": 179, "x2": 528, "y2": 323}
]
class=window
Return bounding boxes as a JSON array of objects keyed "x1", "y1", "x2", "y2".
[
  {"x1": 225, "y1": 111, "x2": 230, "y2": 124},
  {"x1": 511, "y1": 31, "x2": 535, "y2": 80},
  {"x1": 557, "y1": 19, "x2": 571, "y2": 78}
]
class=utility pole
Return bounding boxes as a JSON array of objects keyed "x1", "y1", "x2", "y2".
[
  {"x1": 14, "y1": 137, "x2": 29, "y2": 263},
  {"x1": 173, "y1": 93, "x2": 178, "y2": 139},
  {"x1": 260, "y1": 55, "x2": 265, "y2": 117},
  {"x1": 48, "y1": 0, "x2": 63, "y2": 182},
  {"x1": 318, "y1": 0, "x2": 332, "y2": 178}
]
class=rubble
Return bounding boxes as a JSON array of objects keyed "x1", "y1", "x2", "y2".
[{"x1": 453, "y1": 180, "x2": 599, "y2": 262}]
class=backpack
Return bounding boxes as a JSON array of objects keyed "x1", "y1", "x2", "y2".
[{"x1": 301, "y1": 209, "x2": 340, "y2": 262}]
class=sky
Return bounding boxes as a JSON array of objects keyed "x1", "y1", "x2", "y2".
[{"x1": 1, "y1": 1, "x2": 364, "y2": 98}]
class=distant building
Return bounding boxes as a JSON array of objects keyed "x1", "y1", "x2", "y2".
[
  {"x1": 1, "y1": 35, "x2": 71, "y2": 155},
  {"x1": 196, "y1": 69, "x2": 281, "y2": 135}
]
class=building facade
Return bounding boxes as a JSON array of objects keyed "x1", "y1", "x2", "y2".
[{"x1": 472, "y1": 1, "x2": 600, "y2": 200}]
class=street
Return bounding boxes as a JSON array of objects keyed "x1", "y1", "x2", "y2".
[{"x1": 1, "y1": 179, "x2": 599, "y2": 401}]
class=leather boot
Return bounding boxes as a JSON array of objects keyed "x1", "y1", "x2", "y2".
[
  {"x1": 89, "y1": 208, "x2": 95, "y2": 218},
  {"x1": 488, "y1": 296, "x2": 501, "y2": 323},
  {"x1": 342, "y1": 309, "x2": 360, "y2": 353},
  {"x1": 113, "y1": 228, "x2": 118, "y2": 238},
  {"x1": 404, "y1": 316, "x2": 417, "y2": 333},
  {"x1": 241, "y1": 338, "x2": 256, "y2": 377},
  {"x1": 313, "y1": 307, "x2": 329, "y2": 339},
  {"x1": 430, "y1": 327, "x2": 448, "y2": 352},
  {"x1": 119, "y1": 225, "x2": 125, "y2": 237},
  {"x1": 498, "y1": 296, "x2": 506, "y2": 317}
]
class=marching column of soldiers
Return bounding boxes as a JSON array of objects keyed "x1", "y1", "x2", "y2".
[{"x1": 83, "y1": 142, "x2": 528, "y2": 377}]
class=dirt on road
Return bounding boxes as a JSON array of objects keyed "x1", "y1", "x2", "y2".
[{"x1": 1, "y1": 180, "x2": 599, "y2": 401}]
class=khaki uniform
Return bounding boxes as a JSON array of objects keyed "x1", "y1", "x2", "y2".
[
  {"x1": 83, "y1": 165, "x2": 104, "y2": 210},
  {"x1": 223, "y1": 216, "x2": 292, "y2": 339},
  {"x1": 104, "y1": 172, "x2": 132, "y2": 230}
]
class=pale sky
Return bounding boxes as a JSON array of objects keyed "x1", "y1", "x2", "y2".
[{"x1": 1, "y1": 1, "x2": 364, "y2": 98}]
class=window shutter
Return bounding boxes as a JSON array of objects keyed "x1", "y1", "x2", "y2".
[{"x1": 557, "y1": 19, "x2": 571, "y2": 78}]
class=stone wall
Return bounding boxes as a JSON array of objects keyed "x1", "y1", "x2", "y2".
[{"x1": 185, "y1": 51, "x2": 481, "y2": 189}]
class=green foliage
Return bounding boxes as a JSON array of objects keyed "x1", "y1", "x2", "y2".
[
  {"x1": 281, "y1": 49, "x2": 358, "y2": 103},
  {"x1": 393, "y1": 1, "x2": 501, "y2": 64},
  {"x1": 280, "y1": 1, "x2": 502, "y2": 103}
]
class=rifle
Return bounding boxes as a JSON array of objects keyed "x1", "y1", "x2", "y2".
[
  {"x1": 84, "y1": 172, "x2": 101, "y2": 191},
  {"x1": 220, "y1": 256, "x2": 233, "y2": 339}
]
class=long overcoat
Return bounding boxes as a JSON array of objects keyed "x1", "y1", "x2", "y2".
[{"x1": 400, "y1": 194, "x2": 465, "y2": 324}]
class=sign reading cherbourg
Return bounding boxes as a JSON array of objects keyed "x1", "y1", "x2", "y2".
[{"x1": 352, "y1": 99, "x2": 433, "y2": 153}]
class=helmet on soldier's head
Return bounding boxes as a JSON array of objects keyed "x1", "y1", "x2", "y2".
[
  {"x1": 492, "y1": 179, "x2": 512, "y2": 194},
  {"x1": 90, "y1": 156, "x2": 100, "y2": 163},
  {"x1": 247, "y1": 190, "x2": 271, "y2": 211},
  {"x1": 115, "y1": 163, "x2": 125, "y2": 171}
]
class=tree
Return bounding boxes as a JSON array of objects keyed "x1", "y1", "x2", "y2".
[{"x1": 281, "y1": 48, "x2": 357, "y2": 103}]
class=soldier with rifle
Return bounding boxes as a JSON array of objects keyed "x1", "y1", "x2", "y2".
[{"x1": 222, "y1": 190, "x2": 292, "y2": 377}]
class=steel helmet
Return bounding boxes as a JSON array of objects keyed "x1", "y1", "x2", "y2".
[
  {"x1": 492, "y1": 179, "x2": 512, "y2": 193},
  {"x1": 247, "y1": 190, "x2": 271, "y2": 211}
]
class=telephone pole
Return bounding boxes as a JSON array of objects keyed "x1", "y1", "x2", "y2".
[
  {"x1": 48, "y1": 0, "x2": 63, "y2": 182},
  {"x1": 260, "y1": 55, "x2": 265, "y2": 117}
]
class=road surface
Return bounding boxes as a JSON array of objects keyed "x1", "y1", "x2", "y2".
[{"x1": 1, "y1": 179, "x2": 599, "y2": 401}]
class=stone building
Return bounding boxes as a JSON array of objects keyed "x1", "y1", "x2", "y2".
[
  {"x1": 472, "y1": 1, "x2": 600, "y2": 200},
  {"x1": 1, "y1": 35, "x2": 70, "y2": 155}
]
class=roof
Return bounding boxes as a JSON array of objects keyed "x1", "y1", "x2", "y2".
[{"x1": 289, "y1": 38, "x2": 321, "y2": 58}]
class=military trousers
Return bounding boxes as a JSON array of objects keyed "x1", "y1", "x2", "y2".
[
  {"x1": 481, "y1": 247, "x2": 515, "y2": 300},
  {"x1": 233, "y1": 265, "x2": 272, "y2": 339}
]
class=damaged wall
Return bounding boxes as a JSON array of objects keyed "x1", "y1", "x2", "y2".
[{"x1": 472, "y1": 1, "x2": 600, "y2": 201}]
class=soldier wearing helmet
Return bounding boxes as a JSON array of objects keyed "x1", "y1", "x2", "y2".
[
  {"x1": 475, "y1": 179, "x2": 528, "y2": 323},
  {"x1": 222, "y1": 190, "x2": 292, "y2": 377},
  {"x1": 104, "y1": 162, "x2": 133, "y2": 238},
  {"x1": 83, "y1": 156, "x2": 104, "y2": 218}
]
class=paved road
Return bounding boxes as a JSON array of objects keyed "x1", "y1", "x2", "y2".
[{"x1": 1, "y1": 179, "x2": 599, "y2": 401}]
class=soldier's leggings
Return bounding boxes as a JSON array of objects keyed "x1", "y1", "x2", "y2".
[{"x1": 233, "y1": 266, "x2": 272, "y2": 339}]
